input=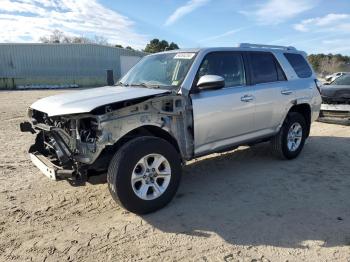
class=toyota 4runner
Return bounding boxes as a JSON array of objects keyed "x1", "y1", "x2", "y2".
[{"x1": 20, "y1": 43, "x2": 322, "y2": 214}]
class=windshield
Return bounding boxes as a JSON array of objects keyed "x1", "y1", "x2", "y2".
[
  {"x1": 118, "y1": 52, "x2": 196, "y2": 89},
  {"x1": 332, "y1": 74, "x2": 350, "y2": 85}
]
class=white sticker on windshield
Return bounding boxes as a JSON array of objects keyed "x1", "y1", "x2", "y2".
[{"x1": 174, "y1": 53, "x2": 195, "y2": 59}]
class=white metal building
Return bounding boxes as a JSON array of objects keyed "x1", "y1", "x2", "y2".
[{"x1": 0, "y1": 43, "x2": 145, "y2": 89}]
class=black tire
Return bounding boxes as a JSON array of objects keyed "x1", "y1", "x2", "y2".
[
  {"x1": 107, "y1": 136, "x2": 182, "y2": 214},
  {"x1": 271, "y1": 112, "x2": 307, "y2": 159}
]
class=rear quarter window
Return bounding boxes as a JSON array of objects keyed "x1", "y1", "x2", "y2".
[{"x1": 284, "y1": 53, "x2": 312, "y2": 78}]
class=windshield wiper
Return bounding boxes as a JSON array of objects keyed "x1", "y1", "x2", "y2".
[
  {"x1": 132, "y1": 82, "x2": 148, "y2": 87},
  {"x1": 115, "y1": 81, "x2": 129, "y2": 87},
  {"x1": 130, "y1": 82, "x2": 162, "y2": 89}
]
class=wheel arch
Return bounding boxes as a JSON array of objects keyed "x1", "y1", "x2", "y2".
[
  {"x1": 90, "y1": 125, "x2": 182, "y2": 172},
  {"x1": 122, "y1": 125, "x2": 181, "y2": 153},
  {"x1": 287, "y1": 103, "x2": 311, "y2": 137}
]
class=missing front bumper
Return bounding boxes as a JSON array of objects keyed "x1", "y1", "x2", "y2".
[
  {"x1": 30, "y1": 152, "x2": 57, "y2": 180},
  {"x1": 29, "y1": 152, "x2": 75, "y2": 180}
]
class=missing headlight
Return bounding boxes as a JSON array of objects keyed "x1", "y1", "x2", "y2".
[{"x1": 79, "y1": 118, "x2": 99, "y2": 143}]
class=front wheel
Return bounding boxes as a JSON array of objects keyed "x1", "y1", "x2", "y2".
[
  {"x1": 107, "y1": 136, "x2": 182, "y2": 214},
  {"x1": 271, "y1": 112, "x2": 307, "y2": 159}
]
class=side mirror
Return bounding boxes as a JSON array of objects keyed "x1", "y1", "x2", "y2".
[{"x1": 196, "y1": 75, "x2": 225, "y2": 91}]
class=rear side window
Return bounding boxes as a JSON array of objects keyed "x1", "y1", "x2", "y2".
[
  {"x1": 284, "y1": 53, "x2": 312, "y2": 78},
  {"x1": 197, "y1": 52, "x2": 246, "y2": 87},
  {"x1": 249, "y1": 52, "x2": 286, "y2": 84}
]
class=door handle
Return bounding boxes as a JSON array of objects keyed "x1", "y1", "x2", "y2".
[
  {"x1": 241, "y1": 94, "x2": 254, "y2": 102},
  {"x1": 281, "y1": 89, "x2": 293, "y2": 95}
]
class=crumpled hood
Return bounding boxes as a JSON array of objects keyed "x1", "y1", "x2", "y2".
[{"x1": 30, "y1": 86, "x2": 170, "y2": 117}]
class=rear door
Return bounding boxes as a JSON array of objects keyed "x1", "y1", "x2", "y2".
[
  {"x1": 190, "y1": 51, "x2": 255, "y2": 155},
  {"x1": 247, "y1": 52, "x2": 293, "y2": 134},
  {"x1": 283, "y1": 52, "x2": 314, "y2": 104}
]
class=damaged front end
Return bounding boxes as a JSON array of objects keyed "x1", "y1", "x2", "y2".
[
  {"x1": 20, "y1": 109, "x2": 100, "y2": 181},
  {"x1": 20, "y1": 94, "x2": 194, "y2": 182}
]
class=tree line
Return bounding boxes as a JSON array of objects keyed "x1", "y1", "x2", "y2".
[
  {"x1": 308, "y1": 54, "x2": 350, "y2": 76},
  {"x1": 39, "y1": 30, "x2": 179, "y2": 53},
  {"x1": 39, "y1": 30, "x2": 350, "y2": 75},
  {"x1": 39, "y1": 30, "x2": 109, "y2": 45}
]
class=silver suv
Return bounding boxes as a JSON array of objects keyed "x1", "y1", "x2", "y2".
[{"x1": 20, "y1": 43, "x2": 322, "y2": 214}]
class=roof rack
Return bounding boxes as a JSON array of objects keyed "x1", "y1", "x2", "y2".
[{"x1": 238, "y1": 43, "x2": 296, "y2": 51}]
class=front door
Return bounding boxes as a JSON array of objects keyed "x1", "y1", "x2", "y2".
[{"x1": 190, "y1": 51, "x2": 255, "y2": 156}]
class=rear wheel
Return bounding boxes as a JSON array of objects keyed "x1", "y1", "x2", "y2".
[
  {"x1": 271, "y1": 112, "x2": 307, "y2": 159},
  {"x1": 107, "y1": 136, "x2": 182, "y2": 214}
]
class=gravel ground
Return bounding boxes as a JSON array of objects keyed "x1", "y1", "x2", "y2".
[{"x1": 0, "y1": 89, "x2": 350, "y2": 262}]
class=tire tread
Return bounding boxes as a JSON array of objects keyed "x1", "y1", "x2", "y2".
[
  {"x1": 107, "y1": 136, "x2": 181, "y2": 214},
  {"x1": 271, "y1": 112, "x2": 307, "y2": 160}
]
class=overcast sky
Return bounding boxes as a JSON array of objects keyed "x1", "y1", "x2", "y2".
[{"x1": 0, "y1": 0, "x2": 350, "y2": 54}]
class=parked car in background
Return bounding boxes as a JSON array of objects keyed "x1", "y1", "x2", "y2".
[
  {"x1": 319, "y1": 74, "x2": 350, "y2": 124},
  {"x1": 20, "y1": 43, "x2": 322, "y2": 214},
  {"x1": 325, "y1": 72, "x2": 349, "y2": 82}
]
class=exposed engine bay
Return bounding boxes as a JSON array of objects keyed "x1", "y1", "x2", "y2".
[{"x1": 21, "y1": 95, "x2": 194, "y2": 181}]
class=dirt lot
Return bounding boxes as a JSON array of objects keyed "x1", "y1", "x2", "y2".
[{"x1": 0, "y1": 89, "x2": 350, "y2": 262}]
